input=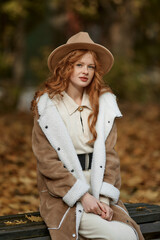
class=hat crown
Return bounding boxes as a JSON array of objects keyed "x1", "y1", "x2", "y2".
[{"x1": 67, "y1": 32, "x2": 94, "y2": 44}]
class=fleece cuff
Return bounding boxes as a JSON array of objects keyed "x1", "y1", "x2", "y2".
[
  {"x1": 100, "y1": 182, "x2": 120, "y2": 204},
  {"x1": 63, "y1": 179, "x2": 89, "y2": 207}
]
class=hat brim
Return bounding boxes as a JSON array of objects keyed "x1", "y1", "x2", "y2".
[{"x1": 48, "y1": 42, "x2": 114, "y2": 74}]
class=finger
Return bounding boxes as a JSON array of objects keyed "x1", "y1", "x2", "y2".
[
  {"x1": 100, "y1": 211, "x2": 106, "y2": 219},
  {"x1": 96, "y1": 208, "x2": 102, "y2": 216},
  {"x1": 94, "y1": 204, "x2": 102, "y2": 216},
  {"x1": 89, "y1": 203, "x2": 101, "y2": 215},
  {"x1": 97, "y1": 201, "x2": 106, "y2": 213},
  {"x1": 102, "y1": 208, "x2": 111, "y2": 220}
]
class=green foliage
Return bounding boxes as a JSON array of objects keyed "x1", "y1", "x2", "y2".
[
  {"x1": 0, "y1": 0, "x2": 47, "y2": 82},
  {"x1": 72, "y1": 0, "x2": 99, "y2": 19},
  {"x1": 105, "y1": 57, "x2": 160, "y2": 103},
  {"x1": 2, "y1": 1, "x2": 28, "y2": 19},
  {"x1": 29, "y1": 46, "x2": 51, "y2": 85},
  {"x1": 1, "y1": 0, "x2": 46, "y2": 22},
  {"x1": 133, "y1": 0, "x2": 160, "y2": 67},
  {"x1": 0, "y1": 0, "x2": 160, "y2": 108}
]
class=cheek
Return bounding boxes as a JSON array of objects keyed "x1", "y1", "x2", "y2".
[
  {"x1": 70, "y1": 73, "x2": 74, "y2": 81},
  {"x1": 70, "y1": 68, "x2": 79, "y2": 80},
  {"x1": 90, "y1": 71, "x2": 95, "y2": 81},
  {"x1": 70, "y1": 70, "x2": 76, "y2": 81}
]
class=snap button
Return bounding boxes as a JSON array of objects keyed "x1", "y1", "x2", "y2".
[
  {"x1": 72, "y1": 233, "x2": 76, "y2": 237},
  {"x1": 71, "y1": 169, "x2": 74, "y2": 173},
  {"x1": 45, "y1": 125, "x2": 48, "y2": 129},
  {"x1": 57, "y1": 147, "x2": 60, "y2": 151},
  {"x1": 108, "y1": 121, "x2": 110, "y2": 123},
  {"x1": 78, "y1": 210, "x2": 82, "y2": 212},
  {"x1": 100, "y1": 166, "x2": 103, "y2": 168}
]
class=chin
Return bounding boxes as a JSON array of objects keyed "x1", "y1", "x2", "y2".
[{"x1": 79, "y1": 82, "x2": 90, "y2": 87}]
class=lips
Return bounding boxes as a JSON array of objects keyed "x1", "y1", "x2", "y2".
[{"x1": 79, "y1": 77, "x2": 88, "y2": 82}]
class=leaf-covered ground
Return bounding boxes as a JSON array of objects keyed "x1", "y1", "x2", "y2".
[{"x1": 0, "y1": 103, "x2": 160, "y2": 216}]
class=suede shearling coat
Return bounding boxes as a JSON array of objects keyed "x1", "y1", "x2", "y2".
[{"x1": 32, "y1": 92, "x2": 144, "y2": 240}]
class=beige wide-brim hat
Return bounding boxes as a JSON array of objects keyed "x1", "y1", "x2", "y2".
[{"x1": 48, "y1": 32, "x2": 114, "y2": 74}]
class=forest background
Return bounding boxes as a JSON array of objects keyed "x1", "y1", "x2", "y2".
[{"x1": 0, "y1": 0, "x2": 160, "y2": 216}]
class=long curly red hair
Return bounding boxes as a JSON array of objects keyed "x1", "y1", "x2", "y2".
[{"x1": 31, "y1": 49, "x2": 112, "y2": 143}]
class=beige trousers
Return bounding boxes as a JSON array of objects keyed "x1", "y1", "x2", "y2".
[{"x1": 78, "y1": 171, "x2": 137, "y2": 240}]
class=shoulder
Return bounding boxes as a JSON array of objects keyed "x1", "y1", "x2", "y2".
[
  {"x1": 37, "y1": 92, "x2": 58, "y2": 116},
  {"x1": 99, "y1": 92, "x2": 116, "y2": 103},
  {"x1": 37, "y1": 93, "x2": 49, "y2": 116},
  {"x1": 99, "y1": 92, "x2": 122, "y2": 117}
]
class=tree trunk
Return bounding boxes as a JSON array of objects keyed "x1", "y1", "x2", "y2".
[
  {"x1": 109, "y1": 1, "x2": 135, "y2": 57},
  {"x1": 12, "y1": 19, "x2": 25, "y2": 86}
]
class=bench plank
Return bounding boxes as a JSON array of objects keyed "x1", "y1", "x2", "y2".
[
  {"x1": 0, "y1": 203, "x2": 160, "y2": 240},
  {"x1": 24, "y1": 238, "x2": 51, "y2": 240},
  {"x1": 125, "y1": 203, "x2": 160, "y2": 224},
  {"x1": 140, "y1": 221, "x2": 160, "y2": 240}
]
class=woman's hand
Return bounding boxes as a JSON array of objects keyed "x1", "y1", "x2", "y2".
[
  {"x1": 80, "y1": 193, "x2": 106, "y2": 216},
  {"x1": 100, "y1": 202, "x2": 113, "y2": 221},
  {"x1": 80, "y1": 193, "x2": 114, "y2": 221}
]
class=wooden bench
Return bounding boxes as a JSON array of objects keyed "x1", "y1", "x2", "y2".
[{"x1": 0, "y1": 203, "x2": 160, "y2": 240}]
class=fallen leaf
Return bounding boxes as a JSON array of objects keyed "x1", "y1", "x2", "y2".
[
  {"x1": 4, "y1": 220, "x2": 27, "y2": 225},
  {"x1": 25, "y1": 215, "x2": 43, "y2": 222}
]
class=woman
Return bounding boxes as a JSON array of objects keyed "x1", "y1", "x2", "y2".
[{"x1": 31, "y1": 32, "x2": 144, "y2": 240}]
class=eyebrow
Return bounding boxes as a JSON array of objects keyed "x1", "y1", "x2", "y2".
[{"x1": 77, "y1": 61, "x2": 95, "y2": 66}]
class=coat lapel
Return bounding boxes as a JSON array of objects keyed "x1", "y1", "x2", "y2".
[
  {"x1": 37, "y1": 93, "x2": 86, "y2": 183},
  {"x1": 91, "y1": 99, "x2": 106, "y2": 198},
  {"x1": 91, "y1": 93, "x2": 122, "y2": 198}
]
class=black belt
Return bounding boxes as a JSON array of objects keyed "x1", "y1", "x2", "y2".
[{"x1": 77, "y1": 153, "x2": 93, "y2": 170}]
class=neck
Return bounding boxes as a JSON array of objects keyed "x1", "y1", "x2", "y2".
[{"x1": 66, "y1": 85, "x2": 84, "y2": 105}]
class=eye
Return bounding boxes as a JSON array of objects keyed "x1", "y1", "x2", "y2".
[
  {"x1": 88, "y1": 65, "x2": 95, "y2": 69},
  {"x1": 76, "y1": 63, "x2": 83, "y2": 67}
]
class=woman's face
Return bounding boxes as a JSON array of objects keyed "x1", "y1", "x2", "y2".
[{"x1": 69, "y1": 52, "x2": 95, "y2": 91}]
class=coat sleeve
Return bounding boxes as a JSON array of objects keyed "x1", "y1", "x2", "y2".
[
  {"x1": 100, "y1": 121, "x2": 121, "y2": 204},
  {"x1": 32, "y1": 116, "x2": 89, "y2": 207}
]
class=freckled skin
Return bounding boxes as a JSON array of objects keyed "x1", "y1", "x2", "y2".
[{"x1": 68, "y1": 53, "x2": 95, "y2": 92}]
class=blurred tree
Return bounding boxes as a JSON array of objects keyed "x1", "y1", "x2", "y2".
[
  {"x1": 0, "y1": 0, "x2": 46, "y2": 85},
  {"x1": 133, "y1": 0, "x2": 160, "y2": 66},
  {"x1": 42, "y1": 0, "x2": 160, "y2": 102},
  {"x1": 0, "y1": 0, "x2": 47, "y2": 110},
  {"x1": 0, "y1": 0, "x2": 160, "y2": 111}
]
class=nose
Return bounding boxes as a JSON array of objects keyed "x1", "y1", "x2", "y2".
[{"x1": 83, "y1": 65, "x2": 88, "y2": 75}]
